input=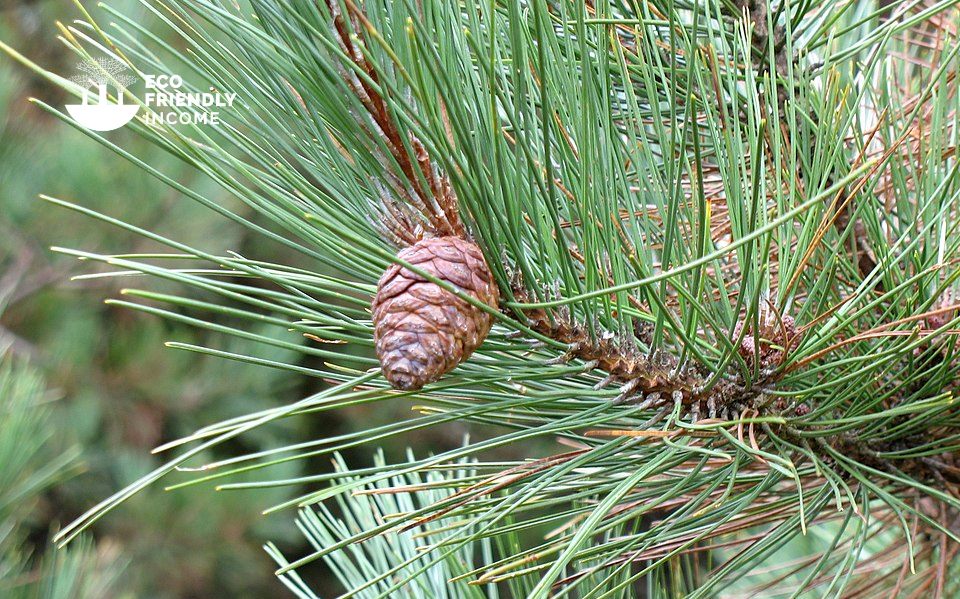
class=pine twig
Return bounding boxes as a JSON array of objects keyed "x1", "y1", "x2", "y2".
[{"x1": 326, "y1": 0, "x2": 465, "y2": 242}]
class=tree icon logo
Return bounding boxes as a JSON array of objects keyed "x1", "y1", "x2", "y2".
[{"x1": 65, "y1": 56, "x2": 140, "y2": 132}]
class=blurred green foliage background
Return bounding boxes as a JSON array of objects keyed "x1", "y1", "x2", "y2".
[
  {"x1": 0, "y1": 1, "x2": 522, "y2": 596},
  {"x1": 0, "y1": 2, "x2": 316, "y2": 596}
]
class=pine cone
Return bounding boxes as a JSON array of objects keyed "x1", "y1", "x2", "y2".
[
  {"x1": 734, "y1": 309, "x2": 798, "y2": 368},
  {"x1": 372, "y1": 236, "x2": 499, "y2": 390}
]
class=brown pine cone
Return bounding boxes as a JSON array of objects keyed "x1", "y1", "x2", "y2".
[
  {"x1": 734, "y1": 308, "x2": 798, "y2": 368},
  {"x1": 372, "y1": 236, "x2": 499, "y2": 390}
]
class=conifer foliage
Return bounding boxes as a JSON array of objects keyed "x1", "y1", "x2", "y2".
[{"x1": 5, "y1": 0, "x2": 960, "y2": 595}]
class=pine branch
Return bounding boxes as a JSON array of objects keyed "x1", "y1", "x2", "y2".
[
  {"x1": 8, "y1": 0, "x2": 960, "y2": 595},
  {"x1": 723, "y1": 0, "x2": 881, "y2": 283},
  {"x1": 325, "y1": 0, "x2": 465, "y2": 243}
]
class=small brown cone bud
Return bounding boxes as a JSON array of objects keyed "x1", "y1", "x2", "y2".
[
  {"x1": 734, "y1": 309, "x2": 798, "y2": 368},
  {"x1": 372, "y1": 236, "x2": 499, "y2": 390},
  {"x1": 924, "y1": 288, "x2": 957, "y2": 331}
]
